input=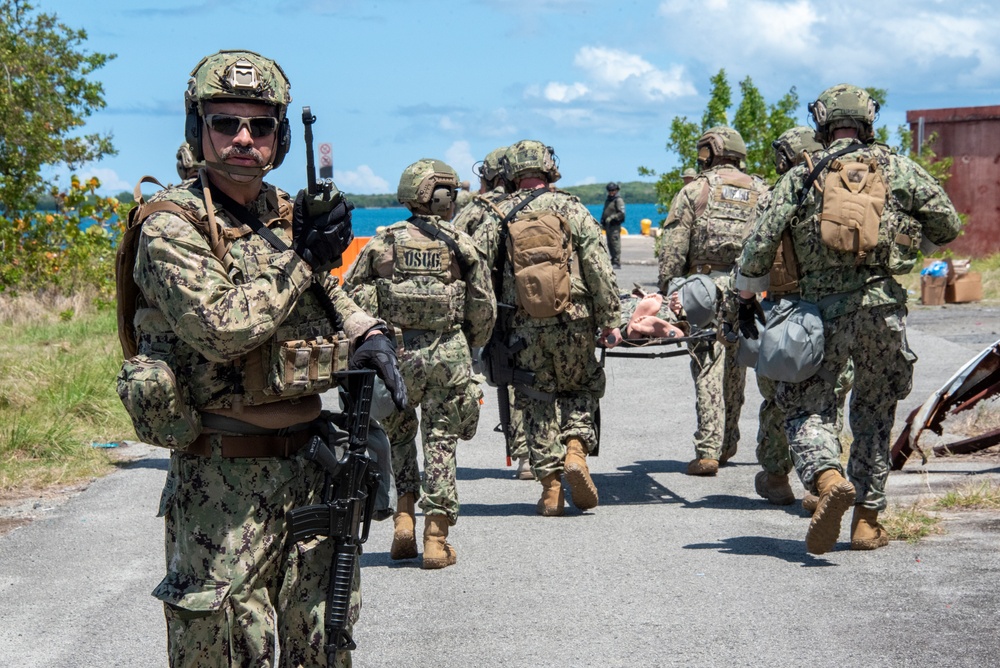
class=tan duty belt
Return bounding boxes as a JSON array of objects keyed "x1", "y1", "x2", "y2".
[{"x1": 185, "y1": 430, "x2": 312, "y2": 458}]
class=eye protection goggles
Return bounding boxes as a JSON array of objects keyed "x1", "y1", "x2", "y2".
[{"x1": 204, "y1": 113, "x2": 279, "y2": 138}]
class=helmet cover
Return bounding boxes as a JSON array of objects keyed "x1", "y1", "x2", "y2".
[
  {"x1": 397, "y1": 158, "x2": 459, "y2": 208},
  {"x1": 501, "y1": 139, "x2": 561, "y2": 184}
]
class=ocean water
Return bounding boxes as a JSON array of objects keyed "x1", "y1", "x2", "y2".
[{"x1": 350, "y1": 202, "x2": 665, "y2": 238}]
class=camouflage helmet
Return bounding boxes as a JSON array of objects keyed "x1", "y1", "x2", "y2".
[
  {"x1": 697, "y1": 126, "x2": 746, "y2": 168},
  {"x1": 184, "y1": 50, "x2": 292, "y2": 168},
  {"x1": 475, "y1": 146, "x2": 508, "y2": 183},
  {"x1": 500, "y1": 139, "x2": 561, "y2": 184},
  {"x1": 682, "y1": 168, "x2": 697, "y2": 179},
  {"x1": 808, "y1": 84, "x2": 879, "y2": 141},
  {"x1": 397, "y1": 158, "x2": 460, "y2": 217},
  {"x1": 771, "y1": 126, "x2": 822, "y2": 175}
]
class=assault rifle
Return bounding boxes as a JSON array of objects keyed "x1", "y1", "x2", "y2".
[
  {"x1": 285, "y1": 370, "x2": 379, "y2": 664},
  {"x1": 481, "y1": 304, "x2": 536, "y2": 463}
]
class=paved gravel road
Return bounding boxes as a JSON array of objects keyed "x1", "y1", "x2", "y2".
[{"x1": 2, "y1": 235, "x2": 998, "y2": 667}]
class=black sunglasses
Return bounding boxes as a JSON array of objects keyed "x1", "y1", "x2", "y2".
[{"x1": 204, "y1": 114, "x2": 279, "y2": 138}]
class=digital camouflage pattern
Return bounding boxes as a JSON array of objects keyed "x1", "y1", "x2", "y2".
[
  {"x1": 737, "y1": 138, "x2": 962, "y2": 317},
  {"x1": 697, "y1": 126, "x2": 748, "y2": 165},
  {"x1": 658, "y1": 164, "x2": 767, "y2": 290},
  {"x1": 155, "y1": 450, "x2": 358, "y2": 668},
  {"x1": 756, "y1": 342, "x2": 853, "y2": 476},
  {"x1": 689, "y1": 336, "x2": 746, "y2": 461},
  {"x1": 451, "y1": 186, "x2": 507, "y2": 237},
  {"x1": 657, "y1": 163, "x2": 766, "y2": 463},
  {"x1": 135, "y1": 183, "x2": 375, "y2": 410},
  {"x1": 473, "y1": 186, "x2": 619, "y2": 479},
  {"x1": 809, "y1": 84, "x2": 879, "y2": 142},
  {"x1": 345, "y1": 215, "x2": 495, "y2": 523},
  {"x1": 134, "y1": 180, "x2": 379, "y2": 668},
  {"x1": 396, "y1": 159, "x2": 458, "y2": 208},
  {"x1": 772, "y1": 126, "x2": 822, "y2": 177},
  {"x1": 738, "y1": 137, "x2": 961, "y2": 509},
  {"x1": 501, "y1": 139, "x2": 561, "y2": 183},
  {"x1": 474, "y1": 188, "x2": 620, "y2": 331},
  {"x1": 187, "y1": 50, "x2": 291, "y2": 111},
  {"x1": 479, "y1": 146, "x2": 508, "y2": 185},
  {"x1": 774, "y1": 305, "x2": 914, "y2": 508}
]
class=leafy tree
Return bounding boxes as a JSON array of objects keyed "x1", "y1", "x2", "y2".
[
  {"x1": 0, "y1": 0, "x2": 116, "y2": 216},
  {"x1": 639, "y1": 69, "x2": 799, "y2": 215}
]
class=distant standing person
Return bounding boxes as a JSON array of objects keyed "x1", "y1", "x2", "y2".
[
  {"x1": 681, "y1": 167, "x2": 697, "y2": 185},
  {"x1": 601, "y1": 182, "x2": 626, "y2": 269}
]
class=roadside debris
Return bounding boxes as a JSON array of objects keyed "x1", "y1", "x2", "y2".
[{"x1": 891, "y1": 339, "x2": 1000, "y2": 469}]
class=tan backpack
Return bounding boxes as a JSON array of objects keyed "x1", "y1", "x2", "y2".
[{"x1": 506, "y1": 208, "x2": 572, "y2": 319}]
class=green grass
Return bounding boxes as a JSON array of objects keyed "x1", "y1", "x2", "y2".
[
  {"x1": 881, "y1": 503, "x2": 943, "y2": 543},
  {"x1": 933, "y1": 480, "x2": 1000, "y2": 510},
  {"x1": 0, "y1": 304, "x2": 133, "y2": 494}
]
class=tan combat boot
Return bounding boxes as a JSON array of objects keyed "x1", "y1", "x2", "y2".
[
  {"x1": 851, "y1": 505, "x2": 890, "y2": 551},
  {"x1": 802, "y1": 493, "x2": 820, "y2": 514},
  {"x1": 390, "y1": 492, "x2": 418, "y2": 560},
  {"x1": 536, "y1": 472, "x2": 565, "y2": 516},
  {"x1": 805, "y1": 469, "x2": 856, "y2": 555},
  {"x1": 686, "y1": 458, "x2": 719, "y2": 476},
  {"x1": 754, "y1": 471, "x2": 795, "y2": 506},
  {"x1": 564, "y1": 438, "x2": 599, "y2": 510},
  {"x1": 422, "y1": 514, "x2": 457, "y2": 570}
]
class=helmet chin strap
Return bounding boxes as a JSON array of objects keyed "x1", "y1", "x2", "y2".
[{"x1": 203, "y1": 134, "x2": 273, "y2": 183}]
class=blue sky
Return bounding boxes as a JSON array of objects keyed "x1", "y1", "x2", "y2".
[{"x1": 41, "y1": 0, "x2": 1000, "y2": 197}]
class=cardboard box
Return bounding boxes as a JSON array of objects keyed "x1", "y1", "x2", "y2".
[
  {"x1": 922, "y1": 257, "x2": 973, "y2": 284},
  {"x1": 945, "y1": 271, "x2": 983, "y2": 303},
  {"x1": 921, "y1": 275, "x2": 947, "y2": 305}
]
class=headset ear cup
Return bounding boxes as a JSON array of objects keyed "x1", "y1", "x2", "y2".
[
  {"x1": 185, "y1": 112, "x2": 204, "y2": 162},
  {"x1": 430, "y1": 187, "x2": 454, "y2": 218},
  {"x1": 270, "y1": 117, "x2": 291, "y2": 169}
]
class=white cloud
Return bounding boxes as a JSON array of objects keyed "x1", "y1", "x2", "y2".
[
  {"x1": 656, "y1": 0, "x2": 1000, "y2": 93},
  {"x1": 574, "y1": 47, "x2": 696, "y2": 99},
  {"x1": 335, "y1": 165, "x2": 390, "y2": 194},
  {"x1": 532, "y1": 46, "x2": 695, "y2": 107},
  {"x1": 444, "y1": 140, "x2": 478, "y2": 185},
  {"x1": 576, "y1": 176, "x2": 598, "y2": 185},
  {"x1": 544, "y1": 82, "x2": 590, "y2": 103},
  {"x1": 439, "y1": 116, "x2": 461, "y2": 131}
]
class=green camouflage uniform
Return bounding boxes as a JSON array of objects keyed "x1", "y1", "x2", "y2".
[
  {"x1": 452, "y1": 186, "x2": 508, "y2": 237},
  {"x1": 742, "y1": 186, "x2": 856, "y2": 476},
  {"x1": 737, "y1": 138, "x2": 961, "y2": 509},
  {"x1": 658, "y1": 165, "x2": 768, "y2": 461},
  {"x1": 601, "y1": 192, "x2": 626, "y2": 267},
  {"x1": 134, "y1": 182, "x2": 380, "y2": 668},
  {"x1": 474, "y1": 188, "x2": 619, "y2": 480},
  {"x1": 345, "y1": 216, "x2": 495, "y2": 524},
  {"x1": 453, "y1": 186, "x2": 530, "y2": 461}
]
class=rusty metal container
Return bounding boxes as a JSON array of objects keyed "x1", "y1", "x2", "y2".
[{"x1": 906, "y1": 105, "x2": 1000, "y2": 257}]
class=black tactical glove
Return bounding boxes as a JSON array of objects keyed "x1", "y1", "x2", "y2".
[
  {"x1": 350, "y1": 332, "x2": 408, "y2": 410},
  {"x1": 736, "y1": 294, "x2": 766, "y2": 340},
  {"x1": 292, "y1": 189, "x2": 355, "y2": 270}
]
